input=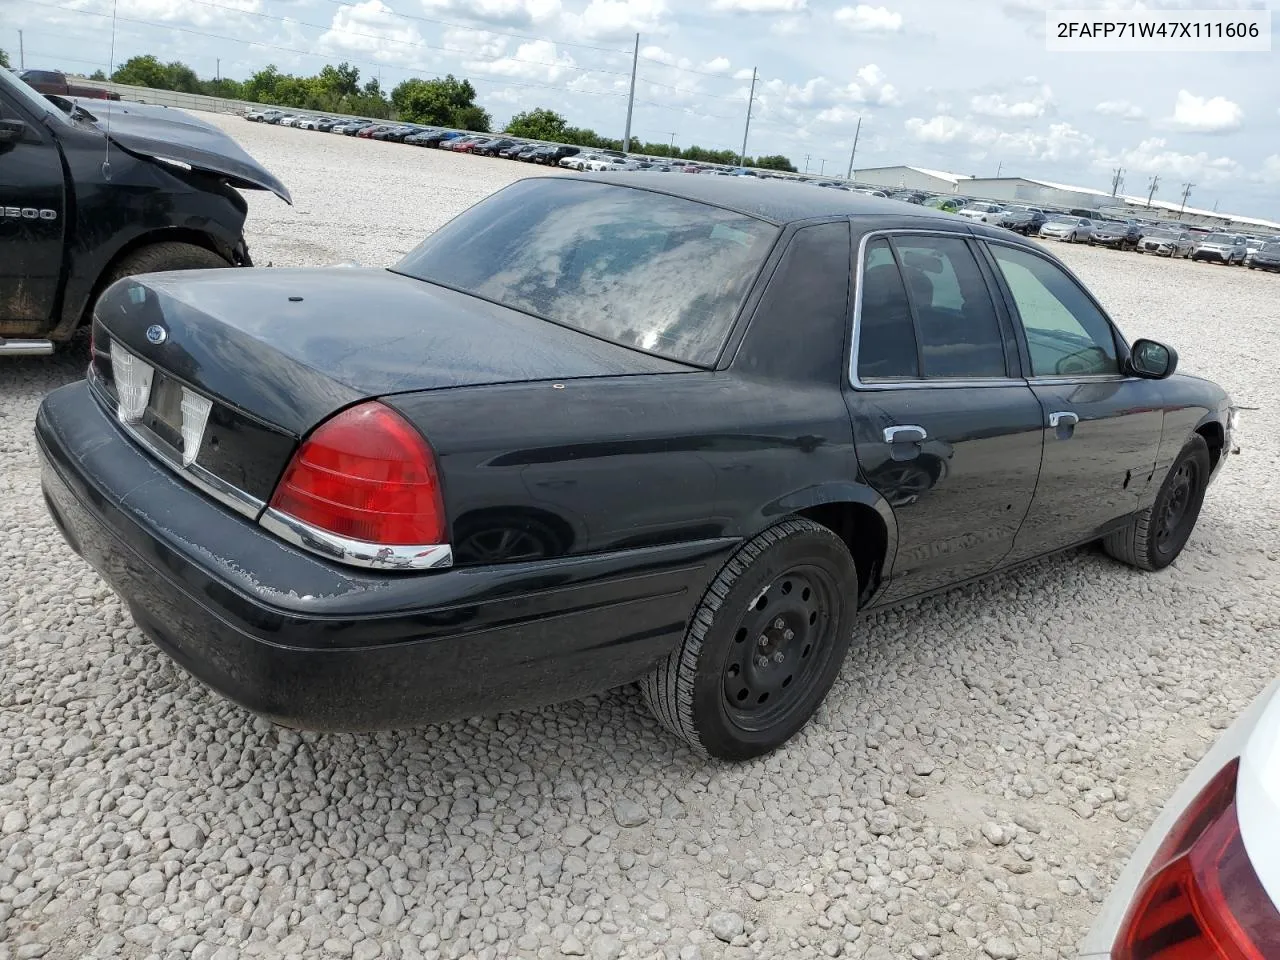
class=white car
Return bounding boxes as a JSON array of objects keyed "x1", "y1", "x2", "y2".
[
  {"x1": 586, "y1": 156, "x2": 629, "y2": 172},
  {"x1": 1078, "y1": 675, "x2": 1279, "y2": 959},
  {"x1": 1244, "y1": 238, "x2": 1264, "y2": 265},
  {"x1": 244, "y1": 109, "x2": 280, "y2": 123},
  {"x1": 560, "y1": 153, "x2": 596, "y2": 171},
  {"x1": 1039, "y1": 216, "x2": 1094, "y2": 243},
  {"x1": 275, "y1": 115, "x2": 298, "y2": 127},
  {"x1": 956, "y1": 202, "x2": 1005, "y2": 223},
  {"x1": 296, "y1": 117, "x2": 328, "y2": 131}
]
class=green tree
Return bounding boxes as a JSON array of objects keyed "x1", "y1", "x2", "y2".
[
  {"x1": 392, "y1": 75, "x2": 486, "y2": 128},
  {"x1": 754, "y1": 154, "x2": 797, "y2": 172},
  {"x1": 505, "y1": 107, "x2": 568, "y2": 141},
  {"x1": 111, "y1": 54, "x2": 170, "y2": 88},
  {"x1": 89, "y1": 69, "x2": 107, "y2": 81},
  {"x1": 0, "y1": 49, "x2": 9, "y2": 69}
]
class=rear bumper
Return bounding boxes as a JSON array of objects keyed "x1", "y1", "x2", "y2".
[{"x1": 36, "y1": 381, "x2": 733, "y2": 731}]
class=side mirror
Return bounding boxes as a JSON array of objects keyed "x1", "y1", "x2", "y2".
[
  {"x1": 0, "y1": 118, "x2": 26, "y2": 144},
  {"x1": 1128, "y1": 338, "x2": 1178, "y2": 379}
]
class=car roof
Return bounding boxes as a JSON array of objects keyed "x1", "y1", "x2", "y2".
[{"x1": 557, "y1": 172, "x2": 948, "y2": 226}]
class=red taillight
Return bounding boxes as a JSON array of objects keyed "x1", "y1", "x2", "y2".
[
  {"x1": 1113, "y1": 758, "x2": 1280, "y2": 960},
  {"x1": 269, "y1": 401, "x2": 447, "y2": 546}
]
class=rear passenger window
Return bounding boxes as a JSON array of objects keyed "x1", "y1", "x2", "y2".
[
  {"x1": 856, "y1": 235, "x2": 1008, "y2": 382},
  {"x1": 891, "y1": 236, "x2": 1007, "y2": 379},
  {"x1": 857, "y1": 240, "x2": 919, "y2": 380}
]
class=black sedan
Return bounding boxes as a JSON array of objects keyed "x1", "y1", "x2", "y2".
[
  {"x1": 36, "y1": 176, "x2": 1237, "y2": 760},
  {"x1": 1250, "y1": 241, "x2": 1280, "y2": 271},
  {"x1": 999, "y1": 207, "x2": 1048, "y2": 235}
]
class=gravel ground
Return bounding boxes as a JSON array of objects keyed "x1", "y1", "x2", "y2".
[{"x1": 2, "y1": 113, "x2": 1278, "y2": 960}]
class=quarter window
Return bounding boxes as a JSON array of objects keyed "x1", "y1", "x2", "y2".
[{"x1": 987, "y1": 244, "x2": 1120, "y2": 378}]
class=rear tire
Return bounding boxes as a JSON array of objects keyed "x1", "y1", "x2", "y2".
[
  {"x1": 103, "y1": 241, "x2": 231, "y2": 289},
  {"x1": 1103, "y1": 435, "x2": 1211, "y2": 572},
  {"x1": 641, "y1": 519, "x2": 859, "y2": 761}
]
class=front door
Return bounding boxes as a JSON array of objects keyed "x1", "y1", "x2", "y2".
[
  {"x1": 0, "y1": 83, "x2": 66, "y2": 326},
  {"x1": 845, "y1": 231, "x2": 1045, "y2": 605},
  {"x1": 982, "y1": 240, "x2": 1163, "y2": 562}
]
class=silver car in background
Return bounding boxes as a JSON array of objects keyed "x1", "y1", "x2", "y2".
[
  {"x1": 1138, "y1": 227, "x2": 1196, "y2": 258},
  {"x1": 1078, "y1": 673, "x2": 1280, "y2": 959},
  {"x1": 1192, "y1": 233, "x2": 1249, "y2": 265},
  {"x1": 1039, "y1": 215, "x2": 1094, "y2": 243}
]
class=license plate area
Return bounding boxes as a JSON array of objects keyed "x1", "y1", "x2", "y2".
[{"x1": 143, "y1": 374, "x2": 186, "y2": 455}]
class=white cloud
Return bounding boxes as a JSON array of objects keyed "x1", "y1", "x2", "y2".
[
  {"x1": 319, "y1": 1, "x2": 425, "y2": 64},
  {"x1": 564, "y1": 0, "x2": 670, "y2": 40},
  {"x1": 733, "y1": 68, "x2": 757, "y2": 80},
  {"x1": 466, "y1": 37, "x2": 577, "y2": 82},
  {"x1": 905, "y1": 115, "x2": 965, "y2": 143},
  {"x1": 1168, "y1": 90, "x2": 1243, "y2": 133},
  {"x1": 756, "y1": 65, "x2": 899, "y2": 123},
  {"x1": 418, "y1": 0, "x2": 562, "y2": 27},
  {"x1": 1257, "y1": 155, "x2": 1280, "y2": 184},
  {"x1": 1096, "y1": 99, "x2": 1145, "y2": 121},
  {"x1": 833, "y1": 4, "x2": 903, "y2": 32},
  {"x1": 770, "y1": 15, "x2": 808, "y2": 34},
  {"x1": 701, "y1": 56, "x2": 732, "y2": 73},
  {"x1": 970, "y1": 84, "x2": 1053, "y2": 119},
  {"x1": 905, "y1": 114, "x2": 1095, "y2": 162},
  {"x1": 711, "y1": 0, "x2": 806, "y2": 11},
  {"x1": 113, "y1": 0, "x2": 261, "y2": 27},
  {"x1": 1109, "y1": 137, "x2": 1241, "y2": 182}
]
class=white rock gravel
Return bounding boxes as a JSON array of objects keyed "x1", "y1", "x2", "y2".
[{"x1": 1, "y1": 112, "x2": 1278, "y2": 959}]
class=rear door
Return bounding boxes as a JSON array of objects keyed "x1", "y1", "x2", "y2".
[
  {"x1": 845, "y1": 229, "x2": 1045, "y2": 605},
  {"x1": 980, "y1": 238, "x2": 1163, "y2": 561},
  {"x1": 0, "y1": 81, "x2": 67, "y2": 325}
]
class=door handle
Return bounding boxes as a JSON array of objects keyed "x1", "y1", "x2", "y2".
[
  {"x1": 1048, "y1": 412, "x2": 1079, "y2": 428},
  {"x1": 884, "y1": 425, "x2": 927, "y2": 444}
]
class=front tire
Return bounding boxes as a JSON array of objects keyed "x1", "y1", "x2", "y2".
[
  {"x1": 641, "y1": 519, "x2": 859, "y2": 761},
  {"x1": 1103, "y1": 435, "x2": 1211, "y2": 572}
]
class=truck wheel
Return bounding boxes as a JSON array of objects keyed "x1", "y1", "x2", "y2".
[
  {"x1": 641, "y1": 518, "x2": 859, "y2": 761},
  {"x1": 1103, "y1": 435, "x2": 1210, "y2": 572},
  {"x1": 104, "y1": 242, "x2": 231, "y2": 289}
]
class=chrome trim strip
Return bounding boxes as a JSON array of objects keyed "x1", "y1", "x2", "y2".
[
  {"x1": 260, "y1": 508, "x2": 454, "y2": 571},
  {"x1": 848, "y1": 228, "x2": 1028, "y2": 392}
]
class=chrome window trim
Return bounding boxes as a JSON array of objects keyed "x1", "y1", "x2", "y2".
[
  {"x1": 88, "y1": 354, "x2": 265, "y2": 521},
  {"x1": 260, "y1": 508, "x2": 454, "y2": 571},
  {"x1": 847, "y1": 228, "x2": 1026, "y2": 391}
]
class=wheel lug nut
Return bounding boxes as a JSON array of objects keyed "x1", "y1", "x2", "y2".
[
  {"x1": 772, "y1": 651, "x2": 785, "y2": 663},
  {"x1": 773, "y1": 617, "x2": 785, "y2": 629},
  {"x1": 783, "y1": 629, "x2": 794, "y2": 641},
  {"x1": 755, "y1": 656, "x2": 769, "y2": 668},
  {"x1": 757, "y1": 635, "x2": 769, "y2": 648}
]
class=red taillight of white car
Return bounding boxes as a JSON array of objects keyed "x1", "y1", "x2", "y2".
[
  {"x1": 269, "y1": 401, "x2": 447, "y2": 547},
  {"x1": 1113, "y1": 757, "x2": 1280, "y2": 960}
]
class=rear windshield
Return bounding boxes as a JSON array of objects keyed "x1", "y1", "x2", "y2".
[
  {"x1": 1263, "y1": 243, "x2": 1280, "y2": 254},
  {"x1": 1205, "y1": 233, "x2": 1235, "y2": 243},
  {"x1": 393, "y1": 178, "x2": 780, "y2": 366}
]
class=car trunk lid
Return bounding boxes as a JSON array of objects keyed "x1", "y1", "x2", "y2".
[{"x1": 89, "y1": 267, "x2": 692, "y2": 511}]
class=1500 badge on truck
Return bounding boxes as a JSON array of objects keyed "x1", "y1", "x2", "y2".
[{"x1": 0, "y1": 69, "x2": 290, "y2": 356}]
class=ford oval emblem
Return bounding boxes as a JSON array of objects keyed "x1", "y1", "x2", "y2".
[{"x1": 145, "y1": 324, "x2": 168, "y2": 345}]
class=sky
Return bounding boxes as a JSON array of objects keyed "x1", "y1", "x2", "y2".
[{"x1": 4, "y1": 0, "x2": 1280, "y2": 219}]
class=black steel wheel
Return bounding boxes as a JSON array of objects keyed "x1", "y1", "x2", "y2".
[
  {"x1": 641, "y1": 519, "x2": 859, "y2": 760},
  {"x1": 1103, "y1": 434, "x2": 1211, "y2": 572}
]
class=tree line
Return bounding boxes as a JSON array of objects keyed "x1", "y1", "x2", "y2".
[{"x1": 36, "y1": 54, "x2": 797, "y2": 172}]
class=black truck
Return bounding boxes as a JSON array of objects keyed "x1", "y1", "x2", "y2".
[{"x1": 0, "y1": 68, "x2": 289, "y2": 355}]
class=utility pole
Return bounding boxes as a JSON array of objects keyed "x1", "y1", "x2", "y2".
[
  {"x1": 819, "y1": 158, "x2": 826, "y2": 175},
  {"x1": 738, "y1": 67, "x2": 757, "y2": 168},
  {"x1": 845, "y1": 116, "x2": 861, "y2": 180},
  {"x1": 622, "y1": 33, "x2": 639, "y2": 153},
  {"x1": 1111, "y1": 167, "x2": 1125, "y2": 197},
  {"x1": 18, "y1": 30, "x2": 23, "y2": 69},
  {"x1": 668, "y1": 132, "x2": 676, "y2": 149},
  {"x1": 804, "y1": 154, "x2": 810, "y2": 173},
  {"x1": 1146, "y1": 175, "x2": 1160, "y2": 208},
  {"x1": 1179, "y1": 181, "x2": 1194, "y2": 216},
  {"x1": 216, "y1": 58, "x2": 221, "y2": 83},
  {"x1": 996, "y1": 160, "x2": 1002, "y2": 177}
]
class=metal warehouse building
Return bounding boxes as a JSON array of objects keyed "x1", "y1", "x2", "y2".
[{"x1": 850, "y1": 165, "x2": 972, "y2": 193}]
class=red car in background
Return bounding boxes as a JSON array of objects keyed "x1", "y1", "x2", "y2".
[
  {"x1": 449, "y1": 136, "x2": 491, "y2": 154},
  {"x1": 357, "y1": 125, "x2": 392, "y2": 139}
]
